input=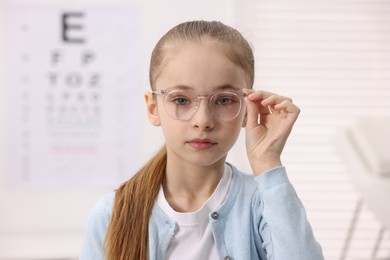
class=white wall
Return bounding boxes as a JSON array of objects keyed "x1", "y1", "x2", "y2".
[
  {"x1": 0, "y1": 0, "x2": 238, "y2": 258},
  {"x1": 233, "y1": 0, "x2": 390, "y2": 258}
]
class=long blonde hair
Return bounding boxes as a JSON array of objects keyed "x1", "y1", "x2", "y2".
[{"x1": 105, "y1": 20, "x2": 254, "y2": 260}]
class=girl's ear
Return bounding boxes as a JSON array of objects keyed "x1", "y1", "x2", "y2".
[{"x1": 144, "y1": 92, "x2": 161, "y2": 126}]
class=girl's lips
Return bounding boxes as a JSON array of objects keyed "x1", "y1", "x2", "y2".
[{"x1": 187, "y1": 139, "x2": 217, "y2": 150}]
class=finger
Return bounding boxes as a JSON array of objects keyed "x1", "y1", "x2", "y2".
[
  {"x1": 244, "y1": 89, "x2": 293, "y2": 103},
  {"x1": 242, "y1": 88, "x2": 255, "y2": 96},
  {"x1": 274, "y1": 100, "x2": 300, "y2": 114},
  {"x1": 243, "y1": 91, "x2": 272, "y2": 115},
  {"x1": 245, "y1": 90, "x2": 276, "y2": 102},
  {"x1": 271, "y1": 101, "x2": 300, "y2": 125},
  {"x1": 246, "y1": 90, "x2": 292, "y2": 111},
  {"x1": 261, "y1": 94, "x2": 293, "y2": 107},
  {"x1": 244, "y1": 90, "x2": 295, "y2": 115},
  {"x1": 244, "y1": 96, "x2": 261, "y2": 129}
]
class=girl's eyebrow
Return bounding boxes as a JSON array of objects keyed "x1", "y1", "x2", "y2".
[
  {"x1": 167, "y1": 85, "x2": 193, "y2": 91},
  {"x1": 214, "y1": 84, "x2": 241, "y2": 91}
]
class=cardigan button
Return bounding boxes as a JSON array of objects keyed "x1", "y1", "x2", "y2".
[
  {"x1": 211, "y1": 212, "x2": 219, "y2": 219},
  {"x1": 224, "y1": 256, "x2": 232, "y2": 260}
]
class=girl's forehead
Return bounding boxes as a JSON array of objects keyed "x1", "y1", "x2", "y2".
[
  {"x1": 162, "y1": 43, "x2": 234, "y2": 70},
  {"x1": 153, "y1": 40, "x2": 248, "y2": 90},
  {"x1": 163, "y1": 38, "x2": 227, "y2": 57},
  {"x1": 156, "y1": 58, "x2": 247, "y2": 92}
]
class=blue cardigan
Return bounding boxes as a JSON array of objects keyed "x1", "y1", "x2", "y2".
[{"x1": 80, "y1": 164, "x2": 324, "y2": 260}]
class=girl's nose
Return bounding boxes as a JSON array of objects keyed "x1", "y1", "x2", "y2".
[{"x1": 191, "y1": 99, "x2": 214, "y2": 130}]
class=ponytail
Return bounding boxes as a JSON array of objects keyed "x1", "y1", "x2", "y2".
[{"x1": 105, "y1": 146, "x2": 167, "y2": 260}]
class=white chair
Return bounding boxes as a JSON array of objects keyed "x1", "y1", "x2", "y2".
[{"x1": 335, "y1": 117, "x2": 390, "y2": 259}]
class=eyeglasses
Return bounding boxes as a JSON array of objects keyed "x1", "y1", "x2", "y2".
[{"x1": 151, "y1": 89, "x2": 246, "y2": 121}]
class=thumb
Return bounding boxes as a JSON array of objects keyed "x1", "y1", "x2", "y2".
[{"x1": 244, "y1": 97, "x2": 260, "y2": 130}]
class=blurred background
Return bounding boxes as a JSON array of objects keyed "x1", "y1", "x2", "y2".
[{"x1": 0, "y1": 0, "x2": 389, "y2": 259}]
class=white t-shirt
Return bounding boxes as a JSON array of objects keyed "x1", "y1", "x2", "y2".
[{"x1": 157, "y1": 164, "x2": 232, "y2": 260}]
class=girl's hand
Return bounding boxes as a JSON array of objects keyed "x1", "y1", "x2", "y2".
[{"x1": 243, "y1": 89, "x2": 300, "y2": 175}]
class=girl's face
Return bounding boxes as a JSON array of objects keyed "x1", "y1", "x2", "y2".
[{"x1": 146, "y1": 40, "x2": 248, "y2": 169}]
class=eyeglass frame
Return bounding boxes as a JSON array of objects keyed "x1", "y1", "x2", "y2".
[{"x1": 151, "y1": 88, "x2": 247, "y2": 121}]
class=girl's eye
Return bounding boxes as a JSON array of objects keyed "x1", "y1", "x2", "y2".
[
  {"x1": 174, "y1": 97, "x2": 190, "y2": 105},
  {"x1": 216, "y1": 97, "x2": 234, "y2": 105}
]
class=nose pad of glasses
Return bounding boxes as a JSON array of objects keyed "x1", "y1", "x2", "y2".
[{"x1": 193, "y1": 96, "x2": 213, "y2": 119}]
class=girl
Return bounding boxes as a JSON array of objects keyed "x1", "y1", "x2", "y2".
[{"x1": 80, "y1": 20, "x2": 324, "y2": 260}]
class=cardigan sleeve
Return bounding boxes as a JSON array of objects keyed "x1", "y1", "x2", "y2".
[
  {"x1": 255, "y1": 167, "x2": 324, "y2": 260},
  {"x1": 79, "y1": 193, "x2": 114, "y2": 260}
]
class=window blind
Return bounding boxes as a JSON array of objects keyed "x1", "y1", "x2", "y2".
[{"x1": 231, "y1": 0, "x2": 390, "y2": 259}]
